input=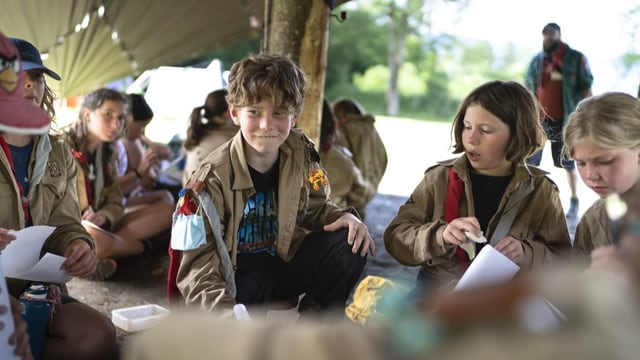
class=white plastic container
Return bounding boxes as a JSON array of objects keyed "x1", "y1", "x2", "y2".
[{"x1": 111, "y1": 304, "x2": 170, "y2": 332}]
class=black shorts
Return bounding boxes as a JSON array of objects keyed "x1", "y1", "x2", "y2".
[{"x1": 527, "y1": 119, "x2": 575, "y2": 170}]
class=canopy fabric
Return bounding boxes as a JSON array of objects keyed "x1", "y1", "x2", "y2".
[{"x1": 0, "y1": 0, "x2": 264, "y2": 97}]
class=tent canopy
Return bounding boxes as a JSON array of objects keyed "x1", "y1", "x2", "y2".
[{"x1": 1, "y1": 0, "x2": 264, "y2": 97}]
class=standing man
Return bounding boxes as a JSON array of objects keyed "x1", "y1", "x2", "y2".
[{"x1": 525, "y1": 22, "x2": 593, "y2": 219}]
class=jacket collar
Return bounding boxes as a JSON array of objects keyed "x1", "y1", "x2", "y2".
[
  {"x1": 441, "y1": 155, "x2": 549, "y2": 185},
  {"x1": 28, "y1": 135, "x2": 51, "y2": 199},
  {"x1": 229, "y1": 128, "x2": 305, "y2": 191}
]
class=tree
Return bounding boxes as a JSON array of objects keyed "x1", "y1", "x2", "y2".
[
  {"x1": 622, "y1": 4, "x2": 640, "y2": 96},
  {"x1": 325, "y1": 9, "x2": 387, "y2": 99},
  {"x1": 367, "y1": 0, "x2": 468, "y2": 115},
  {"x1": 263, "y1": 0, "x2": 332, "y2": 144}
]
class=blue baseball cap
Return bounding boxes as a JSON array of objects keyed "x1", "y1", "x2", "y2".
[{"x1": 9, "y1": 37, "x2": 61, "y2": 81}]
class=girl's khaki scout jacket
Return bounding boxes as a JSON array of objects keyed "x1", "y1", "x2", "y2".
[
  {"x1": 0, "y1": 134, "x2": 94, "y2": 296},
  {"x1": 336, "y1": 114, "x2": 388, "y2": 190},
  {"x1": 177, "y1": 128, "x2": 357, "y2": 311},
  {"x1": 182, "y1": 117, "x2": 239, "y2": 186},
  {"x1": 62, "y1": 129, "x2": 124, "y2": 231},
  {"x1": 572, "y1": 198, "x2": 611, "y2": 264},
  {"x1": 321, "y1": 144, "x2": 375, "y2": 215},
  {"x1": 383, "y1": 156, "x2": 572, "y2": 285}
]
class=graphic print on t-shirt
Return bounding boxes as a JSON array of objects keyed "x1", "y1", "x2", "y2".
[{"x1": 237, "y1": 190, "x2": 278, "y2": 255}]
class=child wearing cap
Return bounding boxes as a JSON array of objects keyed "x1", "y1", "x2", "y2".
[
  {"x1": 1, "y1": 34, "x2": 118, "y2": 359},
  {"x1": 176, "y1": 53, "x2": 375, "y2": 315}
]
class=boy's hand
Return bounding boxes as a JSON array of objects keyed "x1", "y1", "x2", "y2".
[
  {"x1": 62, "y1": 239, "x2": 97, "y2": 278},
  {"x1": 323, "y1": 213, "x2": 376, "y2": 257}
]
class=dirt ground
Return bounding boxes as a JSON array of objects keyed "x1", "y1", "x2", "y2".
[{"x1": 66, "y1": 193, "x2": 417, "y2": 341}]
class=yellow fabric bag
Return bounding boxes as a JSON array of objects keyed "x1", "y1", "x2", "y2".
[{"x1": 345, "y1": 275, "x2": 409, "y2": 325}]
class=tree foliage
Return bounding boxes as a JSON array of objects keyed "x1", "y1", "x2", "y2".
[
  {"x1": 325, "y1": 9, "x2": 387, "y2": 99},
  {"x1": 325, "y1": 0, "x2": 543, "y2": 120}
]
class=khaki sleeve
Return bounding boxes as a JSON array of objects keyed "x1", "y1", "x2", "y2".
[
  {"x1": 518, "y1": 181, "x2": 572, "y2": 269},
  {"x1": 345, "y1": 160, "x2": 376, "y2": 214},
  {"x1": 177, "y1": 240, "x2": 235, "y2": 312},
  {"x1": 42, "y1": 141, "x2": 94, "y2": 255},
  {"x1": 383, "y1": 169, "x2": 456, "y2": 267},
  {"x1": 176, "y1": 173, "x2": 235, "y2": 312},
  {"x1": 96, "y1": 161, "x2": 125, "y2": 230},
  {"x1": 301, "y1": 161, "x2": 358, "y2": 229},
  {"x1": 571, "y1": 202, "x2": 609, "y2": 267}
]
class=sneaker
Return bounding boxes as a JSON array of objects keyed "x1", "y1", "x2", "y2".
[
  {"x1": 566, "y1": 197, "x2": 579, "y2": 218},
  {"x1": 91, "y1": 258, "x2": 117, "y2": 281}
]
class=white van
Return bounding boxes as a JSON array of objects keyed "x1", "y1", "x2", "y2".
[{"x1": 127, "y1": 59, "x2": 227, "y2": 143}]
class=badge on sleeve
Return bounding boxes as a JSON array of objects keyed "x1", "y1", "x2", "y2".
[
  {"x1": 170, "y1": 188, "x2": 207, "y2": 251},
  {"x1": 308, "y1": 169, "x2": 329, "y2": 191}
]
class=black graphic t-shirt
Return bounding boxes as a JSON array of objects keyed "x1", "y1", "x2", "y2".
[{"x1": 237, "y1": 159, "x2": 279, "y2": 255}]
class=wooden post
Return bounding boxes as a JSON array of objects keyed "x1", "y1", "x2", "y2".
[{"x1": 263, "y1": 0, "x2": 330, "y2": 147}]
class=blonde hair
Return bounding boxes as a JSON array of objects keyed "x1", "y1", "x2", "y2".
[{"x1": 563, "y1": 92, "x2": 640, "y2": 158}]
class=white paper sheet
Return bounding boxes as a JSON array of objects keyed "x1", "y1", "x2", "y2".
[
  {"x1": 454, "y1": 245, "x2": 520, "y2": 291},
  {"x1": 0, "y1": 259, "x2": 20, "y2": 360},
  {"x1": 17, "y1": 253, "x2": 71, "y2": 284},
  {"x1": 0, "y1": 226, "x2": 71, "y2": 283},
  {"x1": 453, "y1": 245, "x2": 565, "y2": 332},
  {"x1": 517, "y1": 295, "x2": 565, "y2": 332}
]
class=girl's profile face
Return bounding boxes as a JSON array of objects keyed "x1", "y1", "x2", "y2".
[
  {"x1": 572, "y1": 138, "x2": 640, "y2": 197},
  {"x1": 84, "y1": 99, "x2": 126, "y2": 143},
  {"x1": 462, "y1": 104, "x2": 512, "y2": 176}
]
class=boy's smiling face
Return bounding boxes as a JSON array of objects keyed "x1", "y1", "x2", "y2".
[{"x1": 230, "y1": 99, "x2": 298, "y2": 158}]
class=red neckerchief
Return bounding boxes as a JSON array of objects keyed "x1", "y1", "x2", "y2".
[
  {"x1": 0, "y1": 135, "x2": 30, "y2": 223},
  {"x1": 446, "y1": 167, "x2": 470, "y2": 272},
  {"x1": 545, "y1": 42, "x2": 566, "y2": 74},
  {"x1": 71, "y1": 149, "x2": 94, "y2": 208}
]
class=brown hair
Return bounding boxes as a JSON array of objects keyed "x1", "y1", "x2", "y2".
[
  {"x1": 41, "y1": 82, "x2": 56, "y2": 120},
  {"x1": 225, "y1": 53, "x2": 306, "y2": 114},
  {"x1": 71, "y1": 88, "x2": 127, "y2": 150},
  {"x1": 451, "y1": 80, "x2": 545, "y2": 163},
  {"x1": 332, "y1": 98, "x2": 365, "y2": 122},
  {"x1": 184, "y1": 89, "x2": 229, "y2": 150},
  {"x1": 320, "y1": 99, "x2": 337, "y2": 154}
]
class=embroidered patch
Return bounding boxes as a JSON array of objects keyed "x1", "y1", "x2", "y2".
[
  {"x1": 47, "y1": 161, "x2": 62, "y2": 177},
  {"x1": 308, "y1": 169, "x2": 328, "y2": 191}
]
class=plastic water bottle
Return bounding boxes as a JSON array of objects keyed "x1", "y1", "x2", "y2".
[{"x1": 19, "y1": 284, "x2": 51, "y2": 360}]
